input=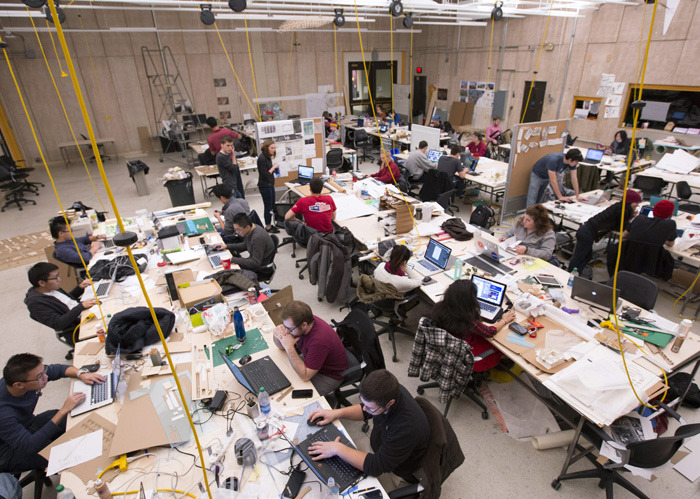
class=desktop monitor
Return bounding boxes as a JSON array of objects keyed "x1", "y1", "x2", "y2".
[
  {"x1": 196, "y1": 114, "x2": 208, "y2": 126},
  {"x1": 427, "y1": 149, "x2": 444, "y2": 162},
  {"x1": 298, "y1": 165, "x2": 314, "y2": 180}
]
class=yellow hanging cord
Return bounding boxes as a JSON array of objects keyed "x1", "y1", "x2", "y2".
[
  {"x1": 352, "y1": 1, "x2": 421, "y2": 249},
  {"x1": 27, "y1": 9, "x2": 107, "y2": 213},
  {"x1": 44, "y1": 2, "x2": 213, "y2": 497},
  {"x1": 1, "y1": 37, "x2": 108, "y2": 338},
  {"x1": 484, "y1": 19, "x2": 495, "y2": 130},
  {"x1": 213, "y1": 22, "x2": 261, "y2": 122},
  {"x1": 611, "y1": 0, "x2": 668, "y2": 410},
  {"x1": 78, "y1": 12, "x2": 110, "y2": 121},
  {"x1": 390, "y1": 16, "x2": 394, "y2": 116},
  {"x1": 409, "y1": 26, "x2": 413, "y2": 125},
  {"x1": 334, "y1": 26, "x2": 340, "y2": 114},
  {"x1": 634, "y1": 1, "x2": 649, "y2": 101},
  {"x1": 519, "y1": 3, "x2": 554, "y2": 124},
  {"x1": 280, "y1": 34, "x2": 295, "y2": 113},
  {"x1": 110, "y1": 489, "x2": 196, "y2": 498},
  {"x1": 243, "y1": 13, "x2": 262, "y2": 121},
  {"x1": 45, "y1": 19, "x2": 67, "y2": 77}
]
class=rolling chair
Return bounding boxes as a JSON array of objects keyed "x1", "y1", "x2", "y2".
[
  {"x1": 256, "y1": 234, "x2": 278, "y2": 285},
  {"x1": 326, "y1": 148, "x2": 344, "y2": 173},
  {"x1": 80, "y1": 134, "x2": 111, "y2": 162},
  {"x1": 353, "y1": 129, "x2": 375, "y2": 163},
  {"x1": 605, "y1": 271, "x2": 657, "y2": 310},
  {"x1": 632, "y1": 175, "x2": 667, "y2": 200},
  {"x1": 0, "y1": 155, "x2": 43, "y2": 192},
  {"x1": 0, "y1": 164, "x2": 36, "y2": 211},
  {"x1": 370, "y1": 290, "x2": 420, "y2": 363},
  {"x1": 436, "y1": 188, "x2": 457, "y2": 216},
  {"x1": 675, "y1": 180, "x2": 700, "y2": 214}
]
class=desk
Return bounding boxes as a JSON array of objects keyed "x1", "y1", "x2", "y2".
[
  {"x1": 58, "y1": 138, "x2": 117, "y2": 167},
  {"x1": 635, "y1": 167, "x2": 700, "y2": 192},
  {"x1": 464, "y1": 157, "x2": 508, "y2": 204}
]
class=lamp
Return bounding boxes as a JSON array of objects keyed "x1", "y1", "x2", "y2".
[
  {"x1": 45, "y1": 1, "x2": 65, "y2": 24},
  {"x1": 389, "y1": 0, "x2": 403, "y2": 17},
  {"x1": 200, "y1": 4, "x2": 215, "y2": 25},
  {"x1": 491, "y1": 1, "x2": 503, "y2": 21},
  {"x1": 333, "y1": 8, "x2": 345, "y2": 27},
  {"x1": 22, "y1": 0, "x2": 46, "y2": 7},
  {"x1": 228, "y1": 0, "x2": 246, "y2": 13},
  {"x1": 403, "y1": 12, "x2": 413, "y2": 28}
]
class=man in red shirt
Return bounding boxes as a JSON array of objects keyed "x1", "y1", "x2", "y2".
[
  {"x1": 273, "y1": 300, "x2": 349, "y2": 395},
  {"x1": 466, "y1": 132, "x2": 487, "y2": 158},
  {"x1": 285, "y1": 177, "x2": 336, "y2": 233},
  {"x1": 206, "y1": 117, "x2": 240, "y2": 155}
]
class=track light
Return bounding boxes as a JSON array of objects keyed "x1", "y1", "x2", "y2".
[
  {"x1": 228, "y1": 0, "x2": 246, "y2": 13},
  {"x1": 403, "y1": 12, "x2": 413, "y2": 28},
  {"x1": 333, "y1": 8, "x2": 345, "y2": 27},
  {"x1": 200, "y1": 4, "x2": 215, "y2": 25},
  {"x1": 45, "y1": 1, "x2": 65, "y2": 24},
  {"x1": 22, "y1": 0, "x2": 46, "y2": 8},
  {"x1": 491, "y1": 1, "x2": 503, "y2": 21},
  {"x1": 389, "y1": 0, "x2": 403, "y2": 17}
]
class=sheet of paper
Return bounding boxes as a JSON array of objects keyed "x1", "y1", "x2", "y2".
[
  {"x1": 656, "y1": 149, "x2": 700, "y2": 174},
  {"x1": 311, "y1": 157, "x2": 324, "y2": 173},
  {"x1": 47, "y1": 429, "x2": 103, "y2": 476},
  {"x1": 606, "y1": 95, "x2": 622, "y2": 107},
  {"x1": 604, "y1": 107, "x2": 620, "y2": 119},
  {"x1": 674, "y1": 451, "x2": 700, "y2": 482}
]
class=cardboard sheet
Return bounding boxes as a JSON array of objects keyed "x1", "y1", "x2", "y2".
[
  {"x1": 261, "y1": 286, "x2": 293, "y2": 326},
  {"x1": 76, "y1": 341, "x2": 105, "y2": 356}
]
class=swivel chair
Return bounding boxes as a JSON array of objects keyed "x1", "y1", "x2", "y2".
[
  {"x1": 326, "y1": 148, "x2": 344, "y2": 173},
  {"x1": 353, "y1": 129, "x2": 375, "y2": 163},
  {"x1": 676, "y1": 180, "x2": 700, "y2": 214}
]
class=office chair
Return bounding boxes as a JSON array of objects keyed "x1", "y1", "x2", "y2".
[
  {"x1": 256, "y1": 234, "x2": 278, "y2": 285},
  {"x1": 436, "y1": 188, "x2": 456, "y2": 216},
  {"x1": 0, "y1": 155, "x2": 43, "y2": 192},
  {"x1": 0, "y1": 164, "x2": 36, "y2": 211},
  {"x1": 605, "y1": 271, "x2": 657, "y2": 310},
  {"x1": 333, "y1": 349, "x2": 364, "y2": 408},
  {"x1": 14, "y1": 469, "x2": 52, "y2": 499},
  {"x1": 632, "y1": 175, "x2": 667, "y2": 200},
  {"x1": 675, "y1": 180, "x2": 700, "y2": 214},
  {"x1": 353, "y1": 129, "x2": 375, "y2": 163},
  {"x1": 606, "y1": 239, "x2": 674, "y2": 281},
  {"x1": 369, "y1": 289, "x2": 420, "y2": 363},
  {"x1": 326, "y1": 148, "x2": 344, "y2": 173},
  {"x1": 80, "y1": 134, "x2": 111, "y2": 162}
]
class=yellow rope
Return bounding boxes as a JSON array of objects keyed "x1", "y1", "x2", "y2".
[
  {"x1": 213, "y1": 22, "x2": 260, "y2": 122},
  {"x1": 44, "y1": 2, "x2": 212, "y2": 496},
  {"x1": 45, "y1": 19, "x2": 67, "y2": 77},
  {"x1": 243, "y1": 13, "x2": 262, "y2": 121},
  {"x1": 390, "y1": 16, "x2": 394, "y2": 117},
  {"x1": 27, "y1": 8, "x2": 107, "y2": 213},
  {"x1": 334, "y1": 26, "x2": 340, "y2": 114},
  {"x1": 78, "y1": 12, "x2": 110, "y2": 121},
  {"x1": 409, "y1": 26, "x2": 413, "y2": 125},
  {"x1": 519, "y1": 3, "x2": 553, "y2": 124},
  {"x1": 484, "y1": 19, "x2": 495, "y2": 130},
  {"x1": 634, "y1": 1, "x2": 649, "y2": 101},
  {"x1": 280, "y1": 34, "x2": 294, "y2": 113}
]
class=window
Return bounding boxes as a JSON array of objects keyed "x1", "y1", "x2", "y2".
[
  {"x1": 621, "y1": 84, "x2": 700, "y2": 132},
  {"x1": 571, "y1": 96, "x2": 602, "y2": 120}
]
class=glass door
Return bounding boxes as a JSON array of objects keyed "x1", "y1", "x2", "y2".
[{"x1": 348, "y1": 60, "x2": 397, "y2": 116}]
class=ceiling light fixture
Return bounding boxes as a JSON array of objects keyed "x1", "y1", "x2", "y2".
[
  {"x1": 389, "y1": 0, "x2": 403, "y2": 17},
  {"x1": 403, "y1": 12, "x2": 413, "y2": 28},
  {"x1": 22, "y1": 0, "x2": 45, "y2": 8},
  {"x1": 228, "y1": 0, "x2": 246, "y2": 13},
  {"x1": 491, "y1": 1, "x2": 503, "y2": 21},
  {"x1": 333, "y1": 8, "x2": 345, "y2": 27},
  {"x1": 200, "y1": 4, "x2": 214, "y2": 25},
  {"x1": 45, "y1": 0, "x2": 65, "y2": 23}
]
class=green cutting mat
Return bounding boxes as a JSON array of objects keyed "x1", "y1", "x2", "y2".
[{"x1": 211, "y1": 328, "x2": 269, "y2": 367}]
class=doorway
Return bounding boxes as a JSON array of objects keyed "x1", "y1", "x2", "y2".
[
  {"x1": 412, "y1": 75, "x2": 427, "y2": 122},
  {"x1": 348, "y1": 60, "x2": 397, "y2": 115},
  {"x1": 520, "y1": 81, "x2": 547, "y2": 123}
]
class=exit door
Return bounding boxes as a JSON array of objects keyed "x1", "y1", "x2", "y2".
[
  {"x1": 520, "y1": 81, "x2": 546, "y2": 123},
  {"x1": 412, "y1": 75, "x2": 426, "y2": 122}
]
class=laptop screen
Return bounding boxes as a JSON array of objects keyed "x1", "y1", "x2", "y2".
[
  {"x1": 298, "y1": 165, "x2": 314, "y2": 180},
  {"x1": 427, "y1": 149, "x2": 444, "y2": 162},
  {"x1": 471, "y1": 275, "x2": 506, "y2": 306},
  {"x1": 219, "y1": 352, "x2": 254, "y2": 393},
  {"x1": 112, "y1": 345, "x2": 121, "y2": 398},
  {"x1": 463, "y1": 156, "x2": 479, "y2": 171},
  {"x1": 585, "y1": 149, "x2": 605, "y2": 162},
  {"x1": 424, "y1": 238, "x2": 452, "y2": 269},
  {"x1": 379, "y1": 124, "x2": 388, "y2": 133}
]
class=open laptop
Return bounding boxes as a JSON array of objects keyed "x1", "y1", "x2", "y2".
[
  {"x1": 471, "y1": 231, "x2": 517, "y2": 275},
  {"x1": 571, "y1": 276, "x2": 621, "y2": 313},
  {"x1": 584, "y1": 148, "x2": 605, "y2": 164},
  {"x1": 427, "y1": 149, "x2": 444, "y2": 163},
  {"x1": 583, "y1": 189, "x2": 612, "y2": 206},
  {"x1": 297, "y1": 165, "x2": 314, "y2": 186},
  {"x1": 71, "y1": 345, "x2": 121, "y2": 417},
  {"x1": 471, "y1": 275, "x2": 507, "y2": 323},
  {"x1": 414, "y1": 238, "x2": 454, "y2": 276},
  {"x1": 379, "y1": 124, "x2": 388, "y2": 133},
  {"x1": 204, "y1": 245, "x2": 232, "y2": 270},
  {"x1": 220, "y1": 352, "x2": 291, "y2": 395},
  {"x1": 289, "y1": 425, "x2": 363, "y2": 493},
  {"x1": 463, "y1": 156, "x2": 480, "y2": 174},
  {"x1": 92, "y1": 279, "x2": 114, "y2": 300}
]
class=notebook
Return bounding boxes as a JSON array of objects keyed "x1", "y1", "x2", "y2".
[
  {"x1": 471, "y1": 275, "x2": 507, "y2": 322},
  {"x1": 571, "y1": 276, "x2": 620, "y2": 313},
  {"x1": 71, "y1": 345, "x2": 121, "y2": 417},
  {"x1": 220, "y1": 353, "x2": 291, "y2": 396},
  {"x1": 297, "y1": 165, "x2": 314, "y2": 186},
  {"x1": 427, "y1": 150, "x2": 444, "y2": 163},
  {"x1": 414, "y1": 238, "x2": 454, "y2": 276}
]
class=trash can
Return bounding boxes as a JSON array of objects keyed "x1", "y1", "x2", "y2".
[
  {"x1": 126, "y1": 160, "x2": 150, "y2": 196},
  {"x1": 164, "y1": 171, "x2": 195, "y2": 207}
]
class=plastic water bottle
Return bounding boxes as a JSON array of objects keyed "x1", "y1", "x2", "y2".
[
  {"x1": 454, "y1": 258, "x2": 463, "y2": 281},
  {"x1": 567, "y1": 268, "x2": 578, "y2": 288},
  {"x1": 233, "y1": 307, "x2": 246, "y2": 343},
  {"x1": 326, "y1": 477, "x2": 340, "y2": 498},
  {"x1": 56, "y1": 485, "x2": 76, "y2": 499},
  {"x1": 258, "y1": 387, "x2": 271, "y2": 416}
]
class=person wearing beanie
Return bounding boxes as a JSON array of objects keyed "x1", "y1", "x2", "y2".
[
  {"x1": 567, "y1": 190, "x2": 642, "y2": 273},
  {"x1": 626, "y1": 199, "x2": 678, "y2": 248}
]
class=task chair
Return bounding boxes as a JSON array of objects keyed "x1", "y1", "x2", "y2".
[
  {"x1": 326, "y1": 148, "x2": 344, "y2": 173},
  {"x1": 255, "y1": 234, "x2": 278, "y2": 286},
  {"x1": 0, "y1": 155, "x2": 43, "y2": 193},
  {"x1": 353, "y1": 129, "x2": 375, "y2": 163},
  {"x1": 632, "y1": 175, "x2": 667, "y2": 200},
  {"x1": 80, "y1": 134, "x2": 111, "y2": 162},
  {"x1": 370, "y1": 292, "x2": 419, "y2": 363},
  {"x1": 606, "y1": 239, "x2": 674, "y2": 282},
  {"x1": 14, "y1": 469, "x2": 53, "y2": 499},
  {"x1": 436, "y1": 188, "x2": 456, "y2": 216},
  {"x1": 606, "y1": 271, "x2": 657, "y2": 310},
  {"x1": 675, "y1": 180, "x2": 700, "y2": 214},
  {"x1": 0, "y1": 163, "x2": 36, "y2": 211}
]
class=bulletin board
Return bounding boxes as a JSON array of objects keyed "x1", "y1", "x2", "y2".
[
  {"x1": 254, "y1": 117, "x2": 326, "y2": 188},
  {"x1": 501, "y1": 119, "x2": 570, "y2": 220}
]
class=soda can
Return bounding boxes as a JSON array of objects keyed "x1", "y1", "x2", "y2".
[
  {"x1": 247, "y1": 287, "x2": 257, "y2": 305},
  {"x1": 256, "y1": 420, "x2": 269, "y2": 440}
]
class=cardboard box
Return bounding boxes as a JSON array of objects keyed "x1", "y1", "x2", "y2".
[{"x1": 177, "y1": 279, "x2": 222, "y2": 309}]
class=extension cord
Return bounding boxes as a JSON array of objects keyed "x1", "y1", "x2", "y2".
[{"x1": 206, "y1": 431, "x2": 236, "y2": 467}]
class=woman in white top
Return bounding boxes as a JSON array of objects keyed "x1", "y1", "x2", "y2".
[{"x1": 372, "y1": 245, "x2": 422, "y2": 293}]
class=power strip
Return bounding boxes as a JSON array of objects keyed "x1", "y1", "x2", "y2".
[{"x1": 206, "y1": 431, "x2": 236, "y2": 467}]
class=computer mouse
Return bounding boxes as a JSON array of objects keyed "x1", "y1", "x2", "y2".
[
  {"x1": 307, "y1": 416, "x2": 323, "y2": 426},
  {"x1": 422, "y1": 276, "x2": 432, "y2": 284},
  {"x1": 239, "y1": 355, "x2": 252, "y2": 366}
]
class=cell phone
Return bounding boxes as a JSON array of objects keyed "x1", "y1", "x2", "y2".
[
  {"x1": 361, "y1": 491, "x2": 382, "y2": 499},
  {"x1": 80, "y1": 363, "x2": 100, "y2": 372},
  {"x1": 509, "y1": 323, "x2": 528, "y2": 336},
  {"x1": 291, "y1": 389, "x2": 313, "y2": 399}
]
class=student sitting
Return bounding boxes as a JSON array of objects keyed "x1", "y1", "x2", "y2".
[
  {"x1": 627, "y1": 199, "x2": 677, "y2": 247},
  {"x1": 24, "y1": 263, "x2": 97, "y2": 359},
  {"x1": 466, "y1": 132, "x2": 487, "y2": 158},
  {"x1": 373, "y1": 245, "x2": 422, "y2": 293},
  {"x1": 371, "y1": 151, "x2": 400, "y2": 185},
  {"x1": 403, "y1": 140, "x2": 434, "y2": 182},
  {"x1": 499, "y1": 204, "x2": 556, "y2": 262},
  {"x1": 485, "y1": 117, "x2": 503, "y2": 144},
  {"x1": 432, "y1": 280, "x2": 515, "y2": 372},
  {"x1": 610, "y1": 130, "x2": 631, "y2": 156},
  {"x1": 50, "y1": 216, "x2": 106, "y2": 267},
  {"x1": 273, "y1": 300, "x2": 348, "y2": 395},
  {"x1": 285, "y1": 177, "x2": 336, "y2": 233},
  {"x1": 213, "y1": 213, "x2": 275, "y2": 275},
  {"x1": 212, "y1": 183, "x2": 251, "y2": 243},
  {"x1": 436, "y1": 145, "x2": 467, "y2": 196},
  {"x1": 0, "y1": 353, "x2": 104, "y2": 473}
]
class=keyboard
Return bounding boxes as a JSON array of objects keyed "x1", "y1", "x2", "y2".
[
  {"x1": 479, "y1": 301, "x2": 498, "y2": 313},
  {"x1": 418, "y1": 259, "x2": 438, "y2": 271},
  {"x1": 245, "y1": 362, "x2": 284, "y2": 393},
  {"x1": 95, "y1": 281, "x2": 111, "y2": 297},
  {"x1": 91, "y1": 379, "x2": 110, "y2": 403},
  {"x1": 306, "y1": 432, "x2": 360, "y2": 482},
  {"x1": 209, "y1": 254, "x2": 221, "y2": 267}
]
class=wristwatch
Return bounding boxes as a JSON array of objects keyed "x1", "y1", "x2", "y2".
[{"x1": 77, "y1": 368, "x2": 90, "y2": 376}]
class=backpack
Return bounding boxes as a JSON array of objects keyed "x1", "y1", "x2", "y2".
[
  {"x1": 470, "y1": 203, "x2": 496, "y2": 229},
  {"x1": 89, "y1": 255, "x2": 148, "y2": 282}
]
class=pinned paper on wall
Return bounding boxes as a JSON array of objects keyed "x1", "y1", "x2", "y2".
[
  {"x1": 612, "y1": 82, "x2": 625, "y2": 95},
  {"x1": 606, "y1": 95, "x2": 622, "y2": 107},
  {"x1": 597, "y1": 73, "x2": 616, "y2": 97},
  {"x1": 311, "y1": 157, "x2": 324, "y2": 173},
  {"x1": 604, "y1": 107, "x2": 620, "y2": 119}
]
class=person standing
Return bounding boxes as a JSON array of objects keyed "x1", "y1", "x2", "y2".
[
  {"x1": 526, "y1": 149, "x2": 583, "y2": 206},
  {"x1": 257, "y1": 139, "x2": 280, "y2": 233},
  {"x1": 216, "y1": 136, "x2": 243, "y2": 199},
  {"x1": 206, "y1": 116, "x2": 240, "y2": 155}
]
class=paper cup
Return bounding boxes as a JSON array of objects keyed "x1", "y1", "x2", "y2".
[{"x1": 222, "y1": 258, "x2": 231, "y2": 269}]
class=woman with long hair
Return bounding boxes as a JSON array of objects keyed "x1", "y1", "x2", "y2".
[
  {"x1": 257, "y1": 139, "x2": 280, "y2": 233},
  {"x1": 499, "y1": 204, "x2": 556, "y2": 261}
]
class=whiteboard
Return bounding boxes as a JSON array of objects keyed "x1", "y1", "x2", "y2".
[
  {"x1": 392, "y1": 84, "x2": 410, "y2": 118},
  {"x1": 410, "y1": 124, "x2": 441, "y2": 151}
]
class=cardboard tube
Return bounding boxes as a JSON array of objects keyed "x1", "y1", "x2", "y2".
[{"x1": 531, "y1": 430, "x2": 576, "y2": 450}]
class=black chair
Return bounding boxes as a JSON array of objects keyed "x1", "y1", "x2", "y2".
[
  {"x1": 353, "y1": 129, "x2": 374, "y2": 163},
  {"x1": 436, "y1": 188, "x2": 456, "y2": 216},
  {"x1": 0, "y1": 163, "x2": 36, "y2": 211},
  {"x1": 326, "y1": 148, "x2": 344, "y2": 173},
  {"x1": 632, "y1": 175, "x2": 667, "y2": 200},
  {"x1": 606, "y1": 239, "x2": 674, "y2": 282},
  {"x1": 370, "y1": 290, "x2": 420, "y2": 363},
  {"x1": 0, "y1": 155, "x2": 43, "y2": 192},
  {"x1": 15, "y1": 469, "x2": 52, "y2": 499},
  {"x1": 256, "y1": 234, "x2": 278, "y2": 284},
  {"x1": 676, "y1": 180, "x2": 700, "y2": 214},
  {"x1": 606, "y1": 271, "x2": 658, "y2": 310},
  {"x1": 80, "y1": 134, "x2": 111, "y2": 162}
]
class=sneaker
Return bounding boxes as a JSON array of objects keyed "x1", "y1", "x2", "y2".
[{"x1": 266, "y1": 226, "x2": 280, "y2": 234}]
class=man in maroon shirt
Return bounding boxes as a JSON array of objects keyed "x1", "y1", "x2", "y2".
[
  {"x1": 273, "y1": 301, "x2": 348, "y2": 395},
  {"x1": 206, "y1": 116, "x2": 240, "y2": 155}
]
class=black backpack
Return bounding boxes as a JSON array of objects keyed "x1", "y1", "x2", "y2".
[{"x1": 470, "y1": 204, "x2": 496, "y2": 229}]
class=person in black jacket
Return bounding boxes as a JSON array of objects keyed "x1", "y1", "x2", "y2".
[
  {"x1": 257, "y1": 139, "x2": 280, "y2": 233},
  {"x1": 23, "y1": 263, "x2": 96, "y2": 360}
]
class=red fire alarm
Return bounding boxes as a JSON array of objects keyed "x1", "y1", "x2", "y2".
[{"x1": 416, "y1": 67, "x2": 422, "y2": 74}]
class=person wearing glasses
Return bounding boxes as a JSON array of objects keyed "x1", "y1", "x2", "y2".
[
  {"x1": 0, "y1": 353, "x2": 104, "y2": 473},
  {"x1": 212, "y1": 213, "x2": 275, "y2": 276},
  {"x1": 273, "y1": 300, "x2": 348, "y2": 395},
  {"x1": 306, "y1": 370, "x2": 430, "y2": 485},
  {"x1": 49, "y1": 216, "x2": 106, "y2": 267},
  {"x1": 24, "y1": 262, "x2": 97, "y2": 360}
]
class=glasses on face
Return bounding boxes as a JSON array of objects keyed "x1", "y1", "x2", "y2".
[
  {"x1": 283, "y1": 323, "x2": 299, "y2": 334},
  {"x1": 23, "y1": 366, "x2": 48, "y2": 383},
  {"x1": 361, "y1": 400, "x2": 383, "y2": 414},
  {"x1": 46, "y1": 274, "x2": 60, "y2": 281}
]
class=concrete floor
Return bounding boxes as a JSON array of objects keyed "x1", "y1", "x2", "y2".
[{"x1": 1, "y1": 151, "x2": 699, "y2": 498}]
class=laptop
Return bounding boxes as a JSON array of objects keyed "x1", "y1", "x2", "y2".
[
  {"x1": 469, "y1": 232, "x2": 517, "y2": 276},
  {"x1": 571, "y1": 276, "x2": 621, "y2": 313},
  {"x1": 204, "y1": 245, "x2": 232, "y2": 270},
  {"x1": 376, "y1": 238, "x2": 397, "y2": 259},
  {"x1": 71, "y1": 345, "x2": 122, "y2": 416},
  {"x1": 92, "y1": 279, "x2": 114, "y2": 299},
  {"x1": 427, "y1": 149, "x2": 444, "y2": 163},
  {"x1": 379, "y1": 124, "x2": 388, "y2": 133},
  {"x1": 219, "y1": 353, "x2": 291, "y2": 396},
  {"x1": 463, "y1": 156, "x2": 479, "y2": 174},
  {"x1": 297, "y1": 165, "x2": 314, "y2": 186},
  {"x1": 471, "y1": 275, "x2": 507, "y2": 323},
  {"x1": 414, "y1": 238, "x2": 454, "y2": 276},
  {"x1": 584, "y1": 148, "x2": 605, "y2": 164},
  {"x1": 583, "y1": 189, "x2": 612, "y2": 206},
  {"x1": 290, "y1": 424, "x2": 363, "y2": 492}
]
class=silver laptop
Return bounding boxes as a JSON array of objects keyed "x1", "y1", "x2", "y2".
[
  {"x1": 571, "y1": 276, "x2": 621, "y2": 313},
  {"x1": 93, "y1": 279, "x2": 114, "y2": 299},
  {"x1": 206, "y1": 248, "x2": 232, "y2": 270},
  {"x1": 71, "y1": 345, "x2": 121, "y2": 417},
  {"x1": 472, "y1": 231, "x2": 517, "y2": 274},
  {"x1": 414, "y1": 238, "x2": 454, "y2": 276},
  {"x1": 472, "y1": 275, "x2": 507, "y2": 323}
]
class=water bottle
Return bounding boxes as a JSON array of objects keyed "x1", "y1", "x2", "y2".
[
  {"x1": 326, "y1": 477, "x2": 340, "y2": 498},
  {"x1": 56, "y1": 485, "x2": 76, "y2": 499},
  {"x1": 567, "y1": 268, "x2": 578, "y2": 288},
  {"x1": 258, "y1": 387, "x2": 271, "y2": 416},
  {"x1": 233, "y1": 307, "x2": 246, "y2": 343},
  {"x1": 454, "y1": 258, "x2": 463, "y2": 281}
]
